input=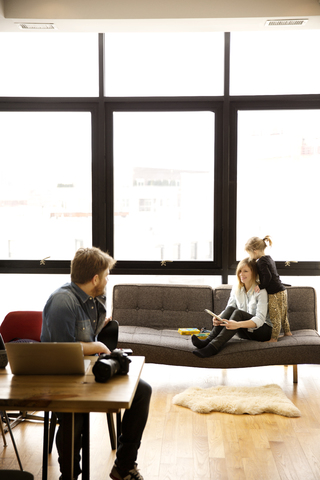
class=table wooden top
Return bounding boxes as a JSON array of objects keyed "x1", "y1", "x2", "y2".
[{"x1": 0, "y1": 356, "x2": 145, "y2": 413}]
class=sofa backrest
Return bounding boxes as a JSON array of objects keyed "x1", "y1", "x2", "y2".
[
  {"x1": 286, "y1": 286, "x2": 317, "y2": 331},
  {"x1": 112, "y1": 283, "x2": 318, "y2": 332},
  {"x1": 213, "y1": 285, "x2": 318, "y2": 332},
  {"x1": 212, "y1": 285, "x2": 232, "y2": 316},
  {"x1": 112, "y1": 284, "x2": 214, "y2": 330}
]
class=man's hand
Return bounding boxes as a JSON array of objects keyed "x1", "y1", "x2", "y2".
[
  {"x1": 81, "y1": 341, "x2": 111, "y2": 356},
  {"x1": 103, "y1": 316, "x2": 112, "y2": 327}
]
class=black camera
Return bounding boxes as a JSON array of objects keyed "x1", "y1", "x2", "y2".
[{"x1": 92, "y1": 349, "x2": 131, "y2": 383}]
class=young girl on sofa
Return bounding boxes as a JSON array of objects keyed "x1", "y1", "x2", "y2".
[{"x1": 245, "y1": 235, "x2": 292, "y2": 342}]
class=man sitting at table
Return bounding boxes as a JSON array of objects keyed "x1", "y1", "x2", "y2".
[{"x1": 41, "y1": 246, "x2": 151, "y2": 480}]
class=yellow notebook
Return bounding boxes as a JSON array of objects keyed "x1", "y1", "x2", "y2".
[{"x1": 178, "y1": 328, "x2": 200, "y2": 335}]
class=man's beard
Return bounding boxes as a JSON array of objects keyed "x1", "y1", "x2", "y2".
[{"x1": 93, "y1": 284, "x2": 106, "y2": 297}]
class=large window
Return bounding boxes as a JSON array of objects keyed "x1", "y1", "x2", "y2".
[
  {"x1": 236, "y1": 109, "x2": 320, "y2": 262},
  {"x1": 104, "y1": 32, "x2": 224, "y2": 97},
  {"x1": 113, "y1": 111, "x2": 215, "y2": 261},
  {"x1": 0, "y1": 111, "x2": 92, "y2": 260},
  {"x1": 230, "y1": 30, "x2": 320, "y2": 96},
  {"x1": 0, "y1": 33, "x2": 99, "y2": 97}
]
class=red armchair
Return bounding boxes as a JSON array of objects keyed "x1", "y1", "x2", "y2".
[
  {"x1": 0, "y1": 311, "x2": 42, "y2": 344},
  {"x1": 0, "y1": 311, "x2": 43, "y2": 428}
]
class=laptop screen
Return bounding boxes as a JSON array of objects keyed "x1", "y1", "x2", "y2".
[{"x1": 6, "y1": 342, "x2": 90, "y2": 375}]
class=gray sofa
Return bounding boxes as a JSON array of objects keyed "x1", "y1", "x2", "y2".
[{"x1": 113, "y1": 284, "x2": 320, "y2": 383}]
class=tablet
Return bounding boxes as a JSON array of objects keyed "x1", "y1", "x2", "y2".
[{"x1": 204, "y1": 309, "x2": 228, "y2": 323}]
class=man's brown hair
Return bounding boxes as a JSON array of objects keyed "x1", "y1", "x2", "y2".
[{"x1": 71, "y1": 247, "x2": 116, "y2": 284}]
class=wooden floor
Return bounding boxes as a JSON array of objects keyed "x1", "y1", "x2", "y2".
[{"x1": 1, "y1": 363, "x2": 320, "y2": 480}]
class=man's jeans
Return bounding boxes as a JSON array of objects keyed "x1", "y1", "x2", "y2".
[{"x1": 57, "y1": 378, "x2": 152, "y2": 478}]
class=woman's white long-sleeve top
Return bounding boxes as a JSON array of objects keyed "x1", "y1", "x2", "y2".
[{"x1": 225, "y1": 285, "x2": 272, "y2": 330}]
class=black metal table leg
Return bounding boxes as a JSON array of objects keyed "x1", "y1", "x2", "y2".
[
  {"x1": 116, "y1": 411, "x2": 121, "y2": 449},
  {"x1": 3, "y1": 411, "x2": 23, "y2": 471},
  {"x1": 82, "y1": 413, "x2": 90, "y2": 480},
  {"x1": 106, "y1": 412, "x2": 117, "y2": 450},
  {"x1": 42, "y1": 411, "x2": 50, "y2": 480}
]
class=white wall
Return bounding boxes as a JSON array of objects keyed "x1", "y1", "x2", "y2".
[
  {"x1": 4, "y1": 0, "x2": 320, "y2": 19},
  {"x1": 1, "y1": 0, "x2": 320, "y2": 32}
]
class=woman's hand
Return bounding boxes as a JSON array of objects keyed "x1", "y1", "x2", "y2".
[
  {"x1": 212, "y1": 317, "x2": 240, "y2": 330},
  {"x1": 212, "y1": 316, "x2": 224, "y2": 326},
  {"x1": 212, "y1": 317, "x2": 227, "y2": 326},
  {"x1": 222, "y1": 319, "x2": 239, "y2": 330},
  {"x1": 213, "y1": 317, "x2": 240, "y2": 330}
]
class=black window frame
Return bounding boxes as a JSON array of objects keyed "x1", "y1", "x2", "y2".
[
  {"x1": 103, "y1": 99, "x2": 224, "y2": 276},
  {"x1": 1, "y1": 33, "x2": 320, "y2": 281},
  {"x1": 0, "y1": 99, "x2": 100, "y2": 274},
  {"x1": 228, "y1": 96, "x2": 320, "y2": 278}
]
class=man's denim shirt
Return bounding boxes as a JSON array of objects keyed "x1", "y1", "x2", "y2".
[{"x1": 41, "y1": 282, "x2": 106, "y2": 343}]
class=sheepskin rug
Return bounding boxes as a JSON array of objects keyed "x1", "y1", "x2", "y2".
[{"x1": 172, "y1": 384, "x2": 301, "y2": 417}]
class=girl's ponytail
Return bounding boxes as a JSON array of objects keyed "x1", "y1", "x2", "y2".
[
  {"x1": 263, "y1": 236, "x2": 272, "y2": 248},
  {"x1": 245, "y1": 235, "x2": 272, "y2": 253}
]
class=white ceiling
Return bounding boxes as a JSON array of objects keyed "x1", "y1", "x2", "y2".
[{"x1": 1, "y1": 0, "x2": 320, "y2": 32}]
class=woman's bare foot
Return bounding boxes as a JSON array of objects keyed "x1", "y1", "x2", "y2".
[
  {"x1": 284, "y1": 332, "x2": 293, "y2": 336},
  {"x1": 264, "y1": 338, "x2": 277, "y2": 343}
]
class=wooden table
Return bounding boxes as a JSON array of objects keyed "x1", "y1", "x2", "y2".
[{"x1": 0, "y1": 355, "x2": 145, "y2": 480}]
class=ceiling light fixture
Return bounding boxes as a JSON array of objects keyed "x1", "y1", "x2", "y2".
[
  {"x1": 15, "y1": 23, "x2": 57, "y2": 30},
  {"x1": 265, "y1": 19, "x2": 308, "y2": 27}
]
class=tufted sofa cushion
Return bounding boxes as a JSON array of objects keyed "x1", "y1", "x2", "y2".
[{"x1": 112, "y1": 284, "x2": 214, "y2": 330}]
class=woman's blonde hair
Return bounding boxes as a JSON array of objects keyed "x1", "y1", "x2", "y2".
[
  {"x1": 245, "y1": 235, "x2": 272, "y2": 254},
  {"x1": 236, "y1": 257, "x2": 259, "y2": 290}
]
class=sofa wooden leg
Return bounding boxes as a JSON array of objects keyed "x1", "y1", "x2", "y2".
[{"x1": 293, "y1": 365, "x2": 298, "y2": 383}]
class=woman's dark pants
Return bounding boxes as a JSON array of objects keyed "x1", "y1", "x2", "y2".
[{"x1": 206, "y1": 306, "x2": 272, "y2": 352}]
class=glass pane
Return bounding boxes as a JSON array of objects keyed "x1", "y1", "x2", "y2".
[
  {"x1": 230, "y1": 31, "x2": 320, "y2": 95},
  {"x1": 0, "y1": 274, "x2": 69, "y2": 323},
  {"x1": 0, "y1": 33, "x2": 98, "y2": 97},
  {"x1": 105, "y1": 33, "x2": 224, "y2": 96},
  {"x1": 236, "y1": 110, "x2": 320, "y2": 261},
  {"x1": 0, "y1": 112, "x2": 92, "y2": 260},
  {"x1": 113, "y1": 111, "x2": 214, "y2": 261}
]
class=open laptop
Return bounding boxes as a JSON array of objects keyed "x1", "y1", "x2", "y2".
[{"x1": 6, "y1": 342, "x2": 91, "y2": 375}]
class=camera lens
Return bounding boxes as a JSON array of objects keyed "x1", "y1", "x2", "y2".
[{"x1": 92, "y1": 358, "x2": 120, "y2": 383}]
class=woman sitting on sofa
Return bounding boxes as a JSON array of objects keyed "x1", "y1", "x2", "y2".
[{"x1": 192, "y1": 257, "x2": 273, "y2": 358}]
